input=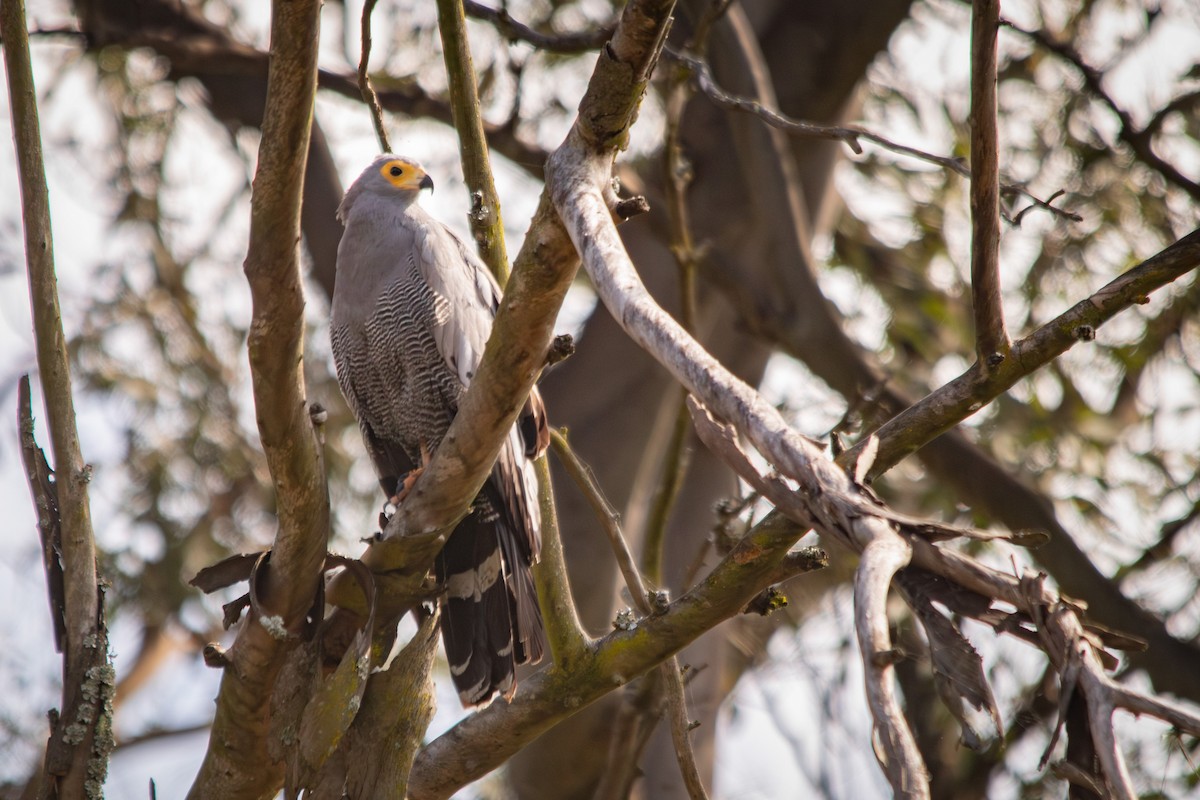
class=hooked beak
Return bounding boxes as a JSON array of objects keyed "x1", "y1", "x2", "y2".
[{"x1": 420, "y1": 174, "x2": 435, "y2": 192}]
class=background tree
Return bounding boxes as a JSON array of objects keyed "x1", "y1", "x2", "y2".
[{"x1": 2, "y1": 0, "x2": 1200, "y2": 798}]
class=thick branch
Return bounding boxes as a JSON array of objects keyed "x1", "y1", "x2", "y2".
[
  {"x1": 547, "y1": 101, "x2": 937, "y2": 797},
  {"x1": 969, "y1": 0, "x2": 1008, "y2": 361},
  {"x1": 188, "y1": 0, "x2": 328, "y2": 796},
  {"x1": 3, "y1": 0, "x2": 110, "y2": 792}
]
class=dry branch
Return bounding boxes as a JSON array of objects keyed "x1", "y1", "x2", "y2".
[
  {"x1": 667, "y1": 48, "x2": 1080, "y2": 223},
  {"x1": 547, "y1": 87, "x2": 939, "y2": 794}
]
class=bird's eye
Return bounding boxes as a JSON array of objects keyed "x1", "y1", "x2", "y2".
[{"x1": 390, "y1": 165, "x2": 403, "y2": 177}]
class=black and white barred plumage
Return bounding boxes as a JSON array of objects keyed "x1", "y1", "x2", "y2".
[{"x1": 331, "y1": 154, "x2": 548, "y2": 706}]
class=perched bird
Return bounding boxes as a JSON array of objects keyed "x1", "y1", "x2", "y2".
[{"x1": 331, "y1": 154, "x2": 549, "y2": 706}]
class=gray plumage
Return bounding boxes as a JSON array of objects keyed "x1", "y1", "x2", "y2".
[{"x1": 331, "y1": 154, "x2": 548, "y2": 706}]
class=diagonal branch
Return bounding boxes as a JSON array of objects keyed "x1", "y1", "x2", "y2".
[
  {"x1": 842, "y1": 227, "x2": 1200, "y2": 478},
  {"x1": 551, "y1": 428, "x2": 711, "y2": 798},
  {"x1": 969, "y1": 0, "x2": 1008, "y2": 362},
  {"x1": 408, "y1": 510, "x2": 813, "y2": 800},
  {"x1": 188, "y1": 0, "x2": 329, "y2": 795}
]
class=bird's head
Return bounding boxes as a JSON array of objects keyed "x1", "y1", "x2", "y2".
[{"x1": 338, "y1": 154, "x2": 435, "y2": 222}]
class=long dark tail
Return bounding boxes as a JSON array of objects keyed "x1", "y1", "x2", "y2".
[{"x1": 436, "y1": 489, "x2": 545, "y2": 706}]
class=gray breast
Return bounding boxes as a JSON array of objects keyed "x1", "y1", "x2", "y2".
[{"x1": 335, "y1": 262, "x2": 463, "y2": 465}]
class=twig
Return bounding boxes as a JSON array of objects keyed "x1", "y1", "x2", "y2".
[
  {"x1": 969, "y1": 0, "x2": 1009, "y2": 363},
  {"x1": 436, "y1": 0, "x2": 510, "y2": 283},
  {"x1": 188, "y1": 0, "x2": 329, "y2": 795},
  {"x1": 640, "y1": 23, "x2": 706, "y2": 586},
  {"x1": 667, "y1": 48, "x2": 1082, "y2": 224},
  {"x1": 463, "y1": 0, "x2": 613, "y2": 53},
  {"x1": 661, "y1": 660, "x2": 711, "y2": 800},
  {"x1": 3, "y1": 0, "x2": 111, "y2": 791},
  {"x1": 551, "y1": 429, "x2": 653, "y2": 613},
  {"x1": 357, "y1": 0, "x2": 392, "y2": 153}
]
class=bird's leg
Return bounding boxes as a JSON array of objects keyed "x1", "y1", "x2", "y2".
[{"x1": 387, "y1": 443, "x2": 433, "y2": 507}]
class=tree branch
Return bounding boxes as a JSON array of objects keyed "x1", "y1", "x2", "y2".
[
  {"x1": 551, "y1": 427, "x2": 711, "y2": 798},
  {"x1": 188, "y1": 0, "x2": 329, "y2": 795},
  {"x1": 547, "y1": 89, "x2": 944, "y2": 794},
  {"x1": 1004, "y1": 19, "x2": 1200, "y2": 201},
  {"x1": 437, "y1": 0, "x2": 511, "y2": 283},
  {"x1": 3, "y1": 0, "x2": 111, "y2": 791},
  {"x1": 463, "y1": 0, "x2": 613, "y2": 53},
  {"x1": 408, "y1": 510, "x2": 809, "y2": 800},
  {"x1": 357, "y1": 0, "x2": 392, "y2": 153},
  {"x1": 667, "y1": 48, "x2": 1081, "y2": 223},
  {"x1": 530, "y1": 456, "x2": 589, "y2": 669},
  {"x1": 842, "y1": 227, "x2": 1200, "y2": 477},
  {"x1": 969, "y1": 0, "x2": 1008, "y2": 362}
]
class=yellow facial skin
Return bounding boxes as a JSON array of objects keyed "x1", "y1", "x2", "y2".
[{"x1": 378, "y1": 158, "x2": 434, "y2": 192}]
